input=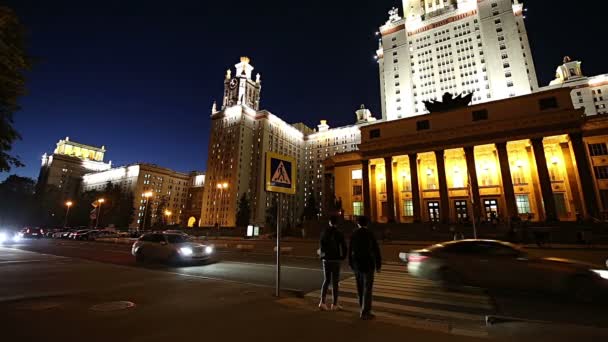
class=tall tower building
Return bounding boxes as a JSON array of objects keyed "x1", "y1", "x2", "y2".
[{"x1": 377, "y1": 0, "x2": 538, "y2": 120}]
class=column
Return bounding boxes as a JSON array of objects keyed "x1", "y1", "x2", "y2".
[
  {"x1": 526, "y1": 146, "x2": 546, "y2": 221},
  {"x1": 496, "y1": 142, "x2": 518, "y2": 220},
  {"x1": 323, "y1": 173, "x2": 333, "y2": 216},
  {"x1": 464, "y1": 146, "x2": 482, "y2": 222},
  {"x1": 560, "y1": 142, "x2": 585, "y2": 218},
  {"x1": 435, "y1": 150, "x2": 450, "y2": 224},
  {"x1": 531, "y1": 138, "x2": 559, "y2": 222},
  {"x1": 362, "y1": 160, "x2": 372, "y2": 219},
  {"x1": 370, "y1": 164, "x2": 378, "y2": 222},
  {"x1": 569, "y1": 133, "x2": 600, "y2": 218},
  {"x1": 393, "y1": 161, "x2": 402, "y2": 222},
  {"x1": 384, "y1": 157, "x2": 396, "y2": 223},
  {"x1": 408, "y1": 153, "x2": 422, "y2": 223}
]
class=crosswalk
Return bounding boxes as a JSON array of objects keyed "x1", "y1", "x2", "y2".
[{"x1": 306, "y1": 264, "x2": 494, "y2": 325}]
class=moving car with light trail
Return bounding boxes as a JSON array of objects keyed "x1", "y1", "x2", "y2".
[
  {"x1": 0, "y1": 230, "x2": 22, "y2": 244},
  {"x1": 132, "y1": 232, "x2": 215, "y2": 265},
  {"x1": 399, "y1": 239, "x2": 608, "y2": 302}
]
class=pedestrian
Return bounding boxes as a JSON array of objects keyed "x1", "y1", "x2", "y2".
[
  {"x1": 318, "y1": 215, "x2": 347, "y2": 311},
  {"x1": 348, "y1": 216, "x2": 382, "y2": 320}
]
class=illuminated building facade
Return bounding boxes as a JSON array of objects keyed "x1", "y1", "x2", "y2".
[
  {"x1": 201, "y1": 58, "x2": 377, "y2": 228},
  {"x1": 37, "y1": 137, "x2": 111, "y2": 200},
  {"x1": 541, "y1": 57, "x2": 608, "y2": 116},
  {"x1": 82, "y1": 164, "x2": 192, "y2": 228},
  {"x1": 324, "y1": 88, "x2": 608, "y2": 224},
  {"x1": 182, "y1": 172, "x2": 206, "y2": 228},
  {"x1": 377, "y1": 0, "x2": 538, "y2": 120}
]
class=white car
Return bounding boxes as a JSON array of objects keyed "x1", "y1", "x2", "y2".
[{"x1": 131, "y1": 232, "x2": 215, "y2": 265}]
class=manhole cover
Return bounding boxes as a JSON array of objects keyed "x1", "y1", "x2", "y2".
[
  {"x1": 90, "y1": 301, "x2": 136, "y2": 312},
  {"x1": 17, "y1": 302, "x2": 62, "y2": 311}
]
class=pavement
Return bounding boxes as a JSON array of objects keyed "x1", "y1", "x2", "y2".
[{"x1": 1, "y1": 239, "x2": 608, "y2": 341}]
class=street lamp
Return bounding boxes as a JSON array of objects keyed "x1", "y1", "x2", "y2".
[
  {"x1": 142, "y1": 191, "x2": 153, "y2": 231},
  {"x1": 64, "y1": 201, "x2": 73, "y2": 228},
  {"x1": 95, "y1": 198, "x2": 105, "y2": 229},
  {"x1": 164, "y1": 210, "x2": 172, "y2": 226}
]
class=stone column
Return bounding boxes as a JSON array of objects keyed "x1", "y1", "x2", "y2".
[
  {"x1": 393, "y1": 161, "x2": 402, "y2": 222},
  {"x1": 526, "y1": 146, "x2": 546, "y2": 221},
  {"x1": 496, "y1": 142, "x2": 518, "y2": 220},
  {"x1": 362, "y1": 160, "x2": 372, "y2": 219},
  {"x1": 569, "y1": 133, "x2": 600, "y2": 219},
  {"x1": 531, "y1": 138, "x2": 559, "y2": 222},
  {"x1": 384, "y1": 157, "x2": 396, "y2": 223},
  {"x1": 370, "y1": 164, "x2": 377, "y2": 223},
  {"x1": 408, "y1": 153, "x2": 422, "y2": 223},
  {"x1": 435, "y1": 150, "x2": 450, "y2": 224},
  {"x1": 464, "y1": 146, "x2": 482, "y2": 222},
  {"x1": 560, "y1": 142, "x2": 585, "y2": 218}
]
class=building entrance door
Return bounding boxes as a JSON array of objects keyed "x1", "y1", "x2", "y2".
[
  {"x1": 454, "y1": 200, "x2": 468, "y2": 222},
  {"x1": 483, "y1": 199, "x2": 499, "y2": 221},
  {"x1": 381, "y1": 201, "x2": 388, "y2": 219},
  {"x1": 427, "y1": 201, "x2": 440, "y2": 222}
]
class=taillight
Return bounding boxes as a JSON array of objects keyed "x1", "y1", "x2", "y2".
[{"x1": 408, "y1": 254, "x2": 429, "y2": 263}]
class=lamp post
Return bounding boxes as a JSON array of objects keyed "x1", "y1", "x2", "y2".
[
  {"x1": 95, "y1": 198, "x2": 105, "y2": 229},
  {"x1": 164, "y1": 210, "x2": 172, "y2": 226},
  {"x1": 216, "y1": 182, "x2": 229, "y2": 235},
  {"x1": 142, "y1": 191, "x2": 153, "y2": 231},
  {"x1": 64, "y1": 201, "x2": 73, "y2": 228}
]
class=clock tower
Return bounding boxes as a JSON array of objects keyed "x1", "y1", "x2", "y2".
[{"x1": 222, "y1": 57, "x2": 262, "y2": 110}]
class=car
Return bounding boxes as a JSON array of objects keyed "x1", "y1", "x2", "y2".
[
  {"x1": 131, "y1": 232, "x2": 215, "y2": 265},
  {"x1": 69, "y1": 229, "x2": 91, "y2": 240},
  {"x1": 0, "y1": 230, "x2": 22, "y2": 244},
  {"x1": 400, "y1": 239, "x2": 608, "y2": 302},
  {"x1": 19, "y1": 228, "x2": 44, "y2": 239},
  {"x1": 95, "y1": 230, "x2": 118, "y2": 239},
  {"x1": 77, "y1": 230, "x2": 100, "y2": 241}
]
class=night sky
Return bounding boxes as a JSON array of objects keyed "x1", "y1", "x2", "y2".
[{"x1": 2, "y1": 0, "x2": 606, "y2": 181}]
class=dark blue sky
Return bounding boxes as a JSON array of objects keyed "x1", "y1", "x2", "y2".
[{"x1": 2, "y1": 0, "x2": 606, "y2": 181}]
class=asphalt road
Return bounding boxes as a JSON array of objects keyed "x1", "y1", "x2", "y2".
[{"x1": 2, "y1": 239, "x2": 608, "y2": 341}]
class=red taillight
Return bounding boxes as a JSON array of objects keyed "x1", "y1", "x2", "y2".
[{"x1": 408, "y1": 254, "x2": 429, "y2": 263}]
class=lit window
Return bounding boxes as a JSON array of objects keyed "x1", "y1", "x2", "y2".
[
  {"x1": 403, "y1": 200, "x2": 414, "y2": 217},
  {"x1": 351, "y1": 169, "x2": 363, "y2": 180},
  {"x1": 353, "y1": 202, "x2": 364, "y2": 216},
  {"x1": 516, "y1": 195, "x2": 531, "y2": 214}
]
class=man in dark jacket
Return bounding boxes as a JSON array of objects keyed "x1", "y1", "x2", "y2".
[
  {"x1": 319, "y1": 216, "x2": 347, "y2": 311},
  {"x1": 348, "y1": 216, "x2": 381, "y2": 320}
]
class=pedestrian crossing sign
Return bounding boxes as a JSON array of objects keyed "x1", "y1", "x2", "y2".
[{"x1": 266, "y1": 152, "x2": 296, "y2": 195}]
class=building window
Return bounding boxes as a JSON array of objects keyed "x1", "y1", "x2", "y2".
[
  {"x1": 472, "y1": 109, "x2": 488, "y2": 121},
  {"x1": 589, "y1": 143, "x2": 608, "y2": 156},
  {"x1": 369, "y1": 129, "x2": 381, "y2": 139},
  {"x1": 515, "y1": 194, "x2": 531, "y2": 214},
  {"x1": 353, "y1": 202, "x2": 364, "y2": 216},
  {"x1": 416, "y1": 120, "x2": 430, "y2": 131},
  {"x1": 554, "y1": 193, "x2": 568, "y2": 217},
  {"x1": 403, "y1": 200, "x2": 414, "y2": 217},
  {"x1": 594, "y1": 166, "x2": 608, "y2": 179},
  {"x1": 353, "y1": 185, "x2": 363, "y2": 196},
  {"x1": 539, "y1": 97, "x2": 559, "y2": 110}
]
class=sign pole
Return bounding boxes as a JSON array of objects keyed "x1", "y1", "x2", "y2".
[{"x1": 276, "y1": 193, "x2": 281, "y2": 297}]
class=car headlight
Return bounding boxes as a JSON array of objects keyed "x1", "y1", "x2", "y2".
[
  {"x1": 179, "y1": 247, "x2": 193, "y2": 256},
  {"x1": 0, "y1": 232, "x2": 7, "y2": 244},
  {"x1": 592, "y1": 269, "x2": 608, "y2": 280},
  {"x1": 13, "y1": 234, "x2": 22, "y2": 243},
  {"x1": 205, "y1": 246, "x2": 214, "y2": 254}
]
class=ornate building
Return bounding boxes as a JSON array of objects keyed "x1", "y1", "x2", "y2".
[
  {"x1": 324, "y1": 88, "x2": 608, "y2": 224},
  {"x1": 200, "y1": 58, "x2": 377, "y2": 228},
  {"x1": 541, "y1": 57, "x2": 608, "y2": 116},
  {"x1": 376, "y1": 0, "x2": 538, "y2": 120},
  {"x1": 37, "y1": 137, "x2": 112, "y2": 200}
]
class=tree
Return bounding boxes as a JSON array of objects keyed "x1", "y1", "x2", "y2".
[
  {"x1": 0, "y1": 7, "x2": 32, "y2": 172},
  {"x1": 303, "y1": 194, "x2": 318, "y2": 221},
  {"x1": 236, "y1": 193, "x2": 251, "y2": 228},
  {"x1": 0, "y1": 175, "x2": 35, "y2": 227},
  {"x1": 153, "y1": 195, "x2": 168, "y2": 228}
]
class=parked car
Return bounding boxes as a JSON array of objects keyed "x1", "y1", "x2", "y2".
[
  {"x1": 95, "y1": 230, "x2": 118, "y2": 239},
  {"x1": 131, "y1": 232, "x2": 215, "y2": 265},
  {"x1": 400, "y1": 239, "x2": 608, "y2": 302},
  {"x1": 70, "y1": 230, "x2": 91, "y2": 240},
  {"x1": 19, "y1": 228, "x2": 44, "y2": 239}
]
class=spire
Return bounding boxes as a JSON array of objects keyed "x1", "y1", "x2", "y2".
[
  {"x1": 235, "y1": 56, "x2": 254, "y2": 80},
  {"x1": 212, "y1": 101, "x2": 217, "y2": 113}
]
